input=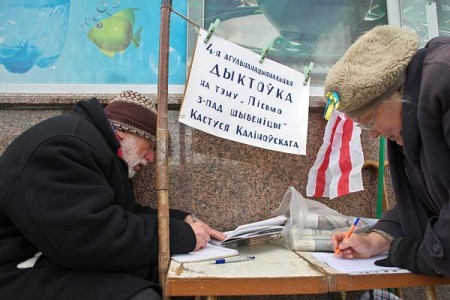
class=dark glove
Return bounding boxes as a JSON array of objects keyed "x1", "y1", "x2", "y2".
[
  {"x1": 374, "y1": 237, "x2": 438, "y2": 276},
  {"x1": 373, "y1": 256, "x2": 395, "y2": 268}
]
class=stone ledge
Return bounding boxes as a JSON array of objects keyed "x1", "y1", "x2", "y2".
[{"x1": 0, "y1": 94, "x2": 326, "y2": 109}]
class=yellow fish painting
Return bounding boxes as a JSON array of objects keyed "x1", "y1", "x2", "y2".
[{"x1": 87, "y1": 8, "x2": 142, "y2": 57}]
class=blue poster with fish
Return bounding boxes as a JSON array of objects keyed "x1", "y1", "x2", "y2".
[{"x1": 0, "y1": 0, "x2": 187, "y2": 92}]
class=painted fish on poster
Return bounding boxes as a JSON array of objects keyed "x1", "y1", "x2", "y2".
[{"x1": 87, "y1": 8, "x2": 142, "y2": 57}]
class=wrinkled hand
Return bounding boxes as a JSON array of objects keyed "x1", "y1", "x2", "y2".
[
  {"x1": 185, "y1": 215, "x2": 227, "y2": 251},
  {"x1": 331, "y1": 232, "x2": 374, "y2": 259},
  {"x1": 189, "y1": 222, "x2": 211, "y2": 251}
]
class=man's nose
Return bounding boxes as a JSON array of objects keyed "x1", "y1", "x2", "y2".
[{"x1": 145, "y1": 150, "x2": 155, "y2": 163}]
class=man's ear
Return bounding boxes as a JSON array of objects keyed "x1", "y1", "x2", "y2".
[{"x1": 115, "y1": 130, "x2": 126, "y2": 140}]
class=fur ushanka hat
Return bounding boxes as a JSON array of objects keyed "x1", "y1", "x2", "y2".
[{"x1": 324, "y1": 25, "x2": 419, "y2": 117}]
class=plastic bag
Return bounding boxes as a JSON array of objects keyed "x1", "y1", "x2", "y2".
[{"x1": 272, "y1": 186, "x2": 377, "y2": 251}]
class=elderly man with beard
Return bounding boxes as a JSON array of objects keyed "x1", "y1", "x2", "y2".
[{"x1": 0, "y1": 90, "x2": 225, "y2": 300}]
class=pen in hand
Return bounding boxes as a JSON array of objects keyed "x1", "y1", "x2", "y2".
[
  {"x1": 334, "y1": 217, "x2": 360, "y2": 256},
  {"x1": 210, "y1": 256, "x2": 255, "y2": 264}
]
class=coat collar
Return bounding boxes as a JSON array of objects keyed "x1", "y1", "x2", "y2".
[
  {"x1": 72, "y1": 98, "x2": 121, "y2": 154},
  {"x1": 402, "y1": 48, "x2": 427, "y2": 166}
]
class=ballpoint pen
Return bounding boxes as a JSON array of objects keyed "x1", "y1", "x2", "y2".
[
  {"x1": 210, "y1": 256, "x2": 256, "y2": 264},
  {"x1": 334, "y1": 217, "x2": 360, "y2": 256}
]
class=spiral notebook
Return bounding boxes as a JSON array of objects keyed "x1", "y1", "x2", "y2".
[
  {"x1": 310, "y1": 252, "x2": 410, "y2": 275},
  {"x1": 171, "y1": 243, "x2": 239, "y2": 263}
]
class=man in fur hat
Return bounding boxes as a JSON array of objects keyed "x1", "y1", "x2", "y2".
[
  {"x1": 0, "y1": 90, "x2": 226, "y2": 299},
  {"x1": 328, "y1": 25, "x2": 450, "y2": 277}
]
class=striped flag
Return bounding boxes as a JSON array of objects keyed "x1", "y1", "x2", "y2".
[{"x1": 306, "y1": 111, "x2": 364, "y2": 199}]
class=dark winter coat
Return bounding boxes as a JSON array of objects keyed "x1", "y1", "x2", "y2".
[
  {"x1": 0, "y1": 99, "x2": 196, "y2": 299},
  {"x1": 372, "y1": 37, "x2": 450, "y2": 276}
]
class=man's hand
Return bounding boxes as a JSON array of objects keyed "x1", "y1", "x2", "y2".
[
  {"x1": 185, "y1": 215, "x2": 227, "y2": 251},
  {"x1": 331, "y1": 231, "x2": 390, "y2": 259},
  {"x1": 189, "y1": 222, "x2": 211, "y2": 250}
]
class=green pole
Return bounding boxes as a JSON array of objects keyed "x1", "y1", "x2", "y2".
[
  {"x1": 376, "y1": 136, "x2": 386, "y2": 219},
  {"x1": 377, "y1": 138, "x2": 398, "y2": 296}
]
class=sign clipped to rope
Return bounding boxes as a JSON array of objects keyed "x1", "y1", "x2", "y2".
[{"x1": 179, "y1": 28, "x2": 310, "y2": 155}]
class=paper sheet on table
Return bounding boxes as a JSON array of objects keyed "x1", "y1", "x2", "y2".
[
  {"x1": 310, "y1": 252, "x2": 410, "y2": 275},
  {"x1": 171, "y1": 243, "x2": 239, "y2": 263}
]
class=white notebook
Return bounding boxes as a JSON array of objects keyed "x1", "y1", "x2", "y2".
[
  {"x1": 171, "y1": 243, "x2": 239, "y2": 263},
  {"x1": 310, "y1": 252, "x2": 410, "y2": 275}
]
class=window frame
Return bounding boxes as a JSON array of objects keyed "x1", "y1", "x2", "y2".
[{"x1": 188, "y1": 0, "x2": 441, "y2": 97}]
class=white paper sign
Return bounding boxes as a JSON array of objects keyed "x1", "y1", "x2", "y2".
[{"x1": 179, "y1": 29, "x2": 310, "y2": 155}]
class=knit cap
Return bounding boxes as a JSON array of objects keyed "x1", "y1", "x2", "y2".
[
  {"x1": 324, "y1": 25, "x2": 419, "y2": 117},
  {"x1": 104, "y1": 90, "x2": 157, "y2": 141}
]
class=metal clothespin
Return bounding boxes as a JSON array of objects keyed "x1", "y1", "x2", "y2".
[
  {"x1": 204, "y1": 19, "x2": 220, "y2": 43},
  {"x1": 259, "y1": 40, "x2": 274, "y2": 63},
  {"x1": 303, "y1": 62, "x2": 314, "y2": 85}
]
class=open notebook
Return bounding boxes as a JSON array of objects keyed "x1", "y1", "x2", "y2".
[
  {"x1": 310, "y1": 252, "x2": 410, "y2": 275},
  {"x1": 171, "y1": 243, "x2": 239, "y2": 263}
]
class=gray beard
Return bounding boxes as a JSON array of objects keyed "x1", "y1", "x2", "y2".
[{"x1": 128, "y1": 167, "x2": 136, "y2": 179}]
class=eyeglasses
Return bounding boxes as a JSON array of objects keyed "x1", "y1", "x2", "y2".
[{"x1": 355, "y1": 109, "x2": 376, "y2": 131}]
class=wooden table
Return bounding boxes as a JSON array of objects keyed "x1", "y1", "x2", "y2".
[
  {"x1": 298, "y1": 252, "x2": 450, "y2": 300},
  {"x1": 165, "y1": 243, "x2": 328, "y2": 298},
  {"x1": 165, "y1": 243, "x2": 450, "y2": 299}
]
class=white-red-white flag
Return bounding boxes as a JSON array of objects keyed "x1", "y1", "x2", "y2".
[{"x1": 306, "y1": 111, "x2": 364, "y2": 199}]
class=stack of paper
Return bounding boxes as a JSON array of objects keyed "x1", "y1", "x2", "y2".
[
  {"x1": 211, "y1": 215, "x2": 288, "y2": 247},
  {"x1": 171, "y1": 243, "x2": 239, "y2": 263}
]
